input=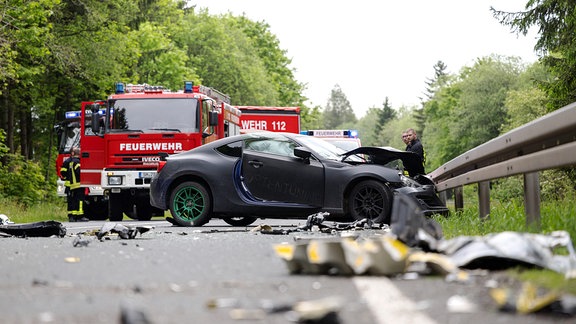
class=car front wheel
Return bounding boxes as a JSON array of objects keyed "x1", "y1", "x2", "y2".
[
  {"x1": 169, "y1": 181, "x2": 211, "y2": 226},
  {"x1": 348, "y1": 180, "x2": 393, "y2": 224}
]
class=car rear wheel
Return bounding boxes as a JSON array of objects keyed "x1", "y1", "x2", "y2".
[
  {"x1": 348, "y1": 180, "x2": 393, "y2": 224},
  {"x1": 169, "y1": 181, "x2": 211, "y2": 226},
  {"x1": 223, "y1": 216, "x2": 257, "y2": 227}
]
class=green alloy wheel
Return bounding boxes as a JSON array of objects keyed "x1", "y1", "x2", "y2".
[{"x1": 169, "y1": 181, "x2": 211, "y2": 226}]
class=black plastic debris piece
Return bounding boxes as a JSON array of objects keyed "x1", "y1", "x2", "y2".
[
  {"x1": 0, "y1": 220, "x2": 66, "y2": 238},
  {"x1": 96, "y1": 223, "x2": 153, "y2": 240},
  {"x1": 390, "y1": 192, "x2": 443, "y2": 250}
]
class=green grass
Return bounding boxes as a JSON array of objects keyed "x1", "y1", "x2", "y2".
[
  {"x1": 1, "y1": 198, "x2": 68, "y2": 223},
  {"x1": 433, "y1": 197, "x2": 576, "y2": 295},
  {"x1": 434, "y1": 198, "x2": 576, "y2": 242}
]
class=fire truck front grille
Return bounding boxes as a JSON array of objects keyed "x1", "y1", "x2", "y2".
[{"x1": 135, "y1": 178, "x2": 152, "y2": 185}]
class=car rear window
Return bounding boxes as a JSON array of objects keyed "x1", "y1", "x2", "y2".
[{"x1": 215, "y1": 140, "x2": 242, "y2": 157}]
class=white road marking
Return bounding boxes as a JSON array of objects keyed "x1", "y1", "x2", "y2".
[{"x1": 353, "y1": 277, "x2": 437, "y2": 324}]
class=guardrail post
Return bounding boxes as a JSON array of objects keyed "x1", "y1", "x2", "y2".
[
  {"x1": 478, "y1": 181, "x2": 490, "y2": 220},
  {"x1": 454, "y1": 186, "x2": 464, "y2": 211},
  {"x1": 524, "y1": 172, "x2": 541, "y2": 229},
  {"x1": 438, "y1": 190, "x2": 447, "y2": 205}
]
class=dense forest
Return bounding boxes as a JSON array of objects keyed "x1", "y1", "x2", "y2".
[{"x1": 0, "y1": 0, "x2": 575, "y2": 206}]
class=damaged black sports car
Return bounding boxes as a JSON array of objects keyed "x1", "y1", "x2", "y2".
[{"x1": 149, "y1": 132, "x2": 449, "y2": 226}]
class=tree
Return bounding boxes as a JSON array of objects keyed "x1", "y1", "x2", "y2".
[
  {"x1": 300, "y1": 105, "x2": 323, "y2": 130},
  {"x1": 421, "y1": 79, "x2": 462, "y2": 170},
  {"x1": 323, "y1": 84, "x2": 356, "y2": 129},
  {"x1": 0, "y1": 0, "x2": 58, "y2": 156},
  {"x1": 376, "y1": 105, "x2": 417, "y2": 149},
  {"x1": 452, "y1": 55, "x2": 522, "y2": 152},
  {"x1": 377, "y1": 97, "x2": 396, "y2": 131},
  {"x1": 491, "y1": 1, "x2": 575, "y2": 109},
  {"x1": 423, "y1": 61, "x2": 449, "y2": 100},
  {"x1": 501, "y1": 62, "x2": 549, "y2": 132},
  {"x1": 181, "y1": 10, "x2": 278, "y2": 105},
  {"x1": 233, "y1": 16, "x2": 306, "y2": 107}
]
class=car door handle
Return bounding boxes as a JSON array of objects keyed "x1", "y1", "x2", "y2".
[{"x1": 248, "y1": 160, "x2": 263, "y2": 168}]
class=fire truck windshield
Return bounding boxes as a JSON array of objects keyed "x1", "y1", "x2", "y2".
[
  {"x1": 109, "y1": 98, "x2": 199, "y2": 133},
  {"x1": 58, "y1": 122, "x2": 81, "y2": 153}
]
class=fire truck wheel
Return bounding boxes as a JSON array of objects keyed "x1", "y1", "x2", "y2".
[
  {"x1": 109, "y1": 194, "x2": 125, "y2": 221},
  {"x1": 223, "y1": 217, "x2": 257, "y2": 226},
  {"x1": 135, "y1": 200, "x2": 153, "y2": 221},
  {"x1": 348, "y1": 180, "x2": 393, "y2": 224},
  {"x1": 84, "y1": 199, "x2": 108, "y2": 220},
  {"x1": 169, "y1": 181, "x2": 212, "y2": 226}
]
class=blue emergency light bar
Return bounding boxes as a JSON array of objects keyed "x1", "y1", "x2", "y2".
[
  {"x1": 65, "y1": 111, "x2": 81, "y2": 119},
  {"x1": 184, "y1": 81, "x2": 193, "y2": 93},
  {"x1": 65, "y1": 107, "x2": 106, "y2": 119},
  {"x1": 302, "y1": 129, "x2": 359, "y2": 138},
  {"x1": 115, "y1": 82, "x2": 125, "y2": 94}
]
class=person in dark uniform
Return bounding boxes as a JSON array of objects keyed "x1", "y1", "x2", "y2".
[
  {"x1": 403, "y1": 128, "x2": 426, "y2": 176},
  {"x1": 60, "y1": 147, "x2": 88, "y2": 222}
]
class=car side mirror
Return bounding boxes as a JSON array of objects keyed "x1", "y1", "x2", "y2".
[{"x1": 294, "y1": 146, "x2": 311, "y2": 164}]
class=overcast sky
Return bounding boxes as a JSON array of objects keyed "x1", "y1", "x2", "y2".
[{"x1": 189, "y1": 1, "x2": 539, "y2": 117}]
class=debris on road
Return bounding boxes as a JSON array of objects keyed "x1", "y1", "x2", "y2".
[
  {"x1": 446, "y1": 295, "x2": 479, "y2": 313},
  {"x1": 0, "y1": 213, "x2": 14, "y2": 225},
  {"x1": 206, "y1": 295, "x2": 344, "y2": 323},
  {"x1": 72, "y1": 234, "x2": 91, "y2": 247},
  {"x1": 437, "y1": 230, "x2": 576, "y2": 278},
  {"x1": 490, "y1": 281, "x2": 576, "y2": 315},
  {"x1": 95, "y1": 222, "x2": 154, "y2": 240},
  {"x1": 272, "y1": 193, "x2": 576, "y2": 279},
  {"x1": 0, "y1": 220, "x2": 66, "y2": 238},
  {"x1": 64, "y1": 257, "x2": 80, "y2": 263},
  {"x1": 120, "y1": 303, "x2": 152, "y2": 324}
]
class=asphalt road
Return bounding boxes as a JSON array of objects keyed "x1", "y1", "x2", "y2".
[{"x1": 0, "y1": 218, "x2": 568, "y2": 323}]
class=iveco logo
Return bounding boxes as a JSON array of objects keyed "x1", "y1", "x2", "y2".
[{"x1": 142, "y1": 157, "x2": 161, "y2": 162}]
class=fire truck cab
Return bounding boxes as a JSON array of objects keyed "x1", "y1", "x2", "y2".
[{"x1": 56, "y1": 82, "x2": 240, "y2": 221}]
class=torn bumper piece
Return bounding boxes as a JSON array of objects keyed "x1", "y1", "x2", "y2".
[
  {"x1": 437, "y1": 230, "x2": 576, "y2": 278},
  {"x1": 0, "y1": 220, "x2": 66, "y2": 238},
  {"x1": 273, "y1": 235, "x2": 414, "y2": 276}
]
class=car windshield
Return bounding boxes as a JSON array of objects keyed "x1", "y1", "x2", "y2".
[
  {"x1": 295, "y1": 135, "x2": 346, "y2": 161},
  {"x1": 322, "y1": 138, "x2": 361, "y2": 151}
]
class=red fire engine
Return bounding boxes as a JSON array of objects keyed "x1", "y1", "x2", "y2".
[
  {"x1": 55, "y1": 82, "x2": 241, "y2": 221},
  {"x1": 236, "y1": 106, "x2": 300, "y2": 133}
]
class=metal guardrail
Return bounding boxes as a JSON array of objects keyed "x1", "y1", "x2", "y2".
[{"x1": 428, "y1": 101, "x2": 576, "y2": 228}]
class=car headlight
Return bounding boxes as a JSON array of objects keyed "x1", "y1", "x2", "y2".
[
  {"x1": 400, "y1": 174, "x2": 420, "y2": 188},
  {"x1": 108, "y1": 176, "x2": 123, "y2": 185}
]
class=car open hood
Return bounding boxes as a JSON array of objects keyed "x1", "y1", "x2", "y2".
[{"x1": 343, "y1": 146, "x2": 422, "y2": 172}]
